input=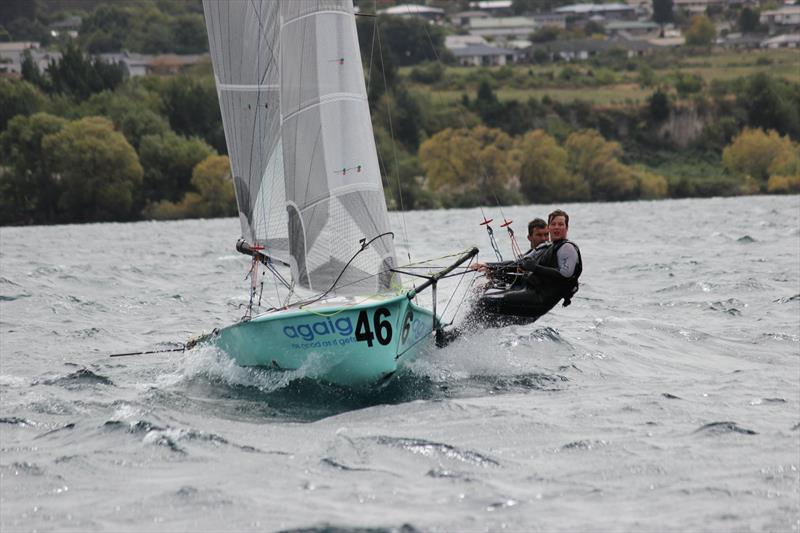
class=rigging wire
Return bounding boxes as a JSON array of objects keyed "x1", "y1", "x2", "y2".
[
  {"x1": 416, "y1": 14, "x2": 523, "y2": 260},
  {"x1": 375, "y1": 17, "x2": 412, "y2": 264}
]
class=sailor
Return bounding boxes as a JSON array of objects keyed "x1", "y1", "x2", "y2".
[{"x1": 472, "y1": 209, "x2": 582, "y2": 325}]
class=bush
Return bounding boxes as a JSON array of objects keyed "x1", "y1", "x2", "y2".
[{"x1": 766, "y1": 174, "x2": 800, "y2": 193}]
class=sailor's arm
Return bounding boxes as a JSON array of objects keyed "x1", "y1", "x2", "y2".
[
  {"x1": 532, "y1": 243, "x2": 579, "y2": 278},
  {"x1": 471, "y1": 259, "x2": 516, "y2": 273}
]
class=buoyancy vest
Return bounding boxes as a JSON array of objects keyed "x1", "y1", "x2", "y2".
[{"x1": 526, "y1": 239, "x2": 582, "y2": 306}]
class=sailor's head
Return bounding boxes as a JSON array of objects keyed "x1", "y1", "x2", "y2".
[
  {"x1": 527, "y1": 218, "x2": 549, "y2": 248},
  {"x1": 547, "y1": 209, "x2": 569, "y2": 241}
]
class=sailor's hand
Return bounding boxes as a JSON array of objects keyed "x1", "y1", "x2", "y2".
[{"x1": 471, "y1": 262, "x2": 491, "y2": 274}]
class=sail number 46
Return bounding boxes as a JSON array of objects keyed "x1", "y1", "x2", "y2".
[{"x1": 355, "y1": 308, "x2": 392, "y2": 347}]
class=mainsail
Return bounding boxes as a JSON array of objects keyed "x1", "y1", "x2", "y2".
[{"x1": 204, "y1": 0, "x2": 396, "y2": 295}]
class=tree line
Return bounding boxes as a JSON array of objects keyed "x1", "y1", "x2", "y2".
[{"x1": 1, "y1": 12, "x2": 799, "y2": 225}]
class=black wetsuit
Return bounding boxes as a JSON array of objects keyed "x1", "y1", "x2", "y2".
[{"x1": 471, "y1": 239, "x2": 582, "y2": 326}]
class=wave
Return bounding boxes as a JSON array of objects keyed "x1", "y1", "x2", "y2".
[
  {"x1": 365, "y1": 435, "x2": 500, "y2": 467},
  {"x1": 694, "y1": 421, "x2": 757, "y2": 435},
  {"x1": 41, "y1": 367, "x2": 114, "y2": 388}
]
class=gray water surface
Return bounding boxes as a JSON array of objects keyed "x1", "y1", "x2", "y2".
[{"x1": 1, "y1": 196, "x2": 798, "y2": 532}]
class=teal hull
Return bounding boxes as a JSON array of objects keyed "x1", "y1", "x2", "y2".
[{"x1": 213, "y1": 293, "x2": 435, "y2": 386}]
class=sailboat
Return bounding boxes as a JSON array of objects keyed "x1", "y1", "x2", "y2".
[{"x1": 200, "y1": 0, "x2": 476, "y2": 385}]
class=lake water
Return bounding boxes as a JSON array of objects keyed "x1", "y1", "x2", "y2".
[{"x1": 1, "y1": 195, "x2": 798, "y2": 532}]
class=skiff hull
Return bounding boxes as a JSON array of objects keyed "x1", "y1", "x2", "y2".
[{"x1": 213, "y1": 294, "x2": 435, "y2": 386}]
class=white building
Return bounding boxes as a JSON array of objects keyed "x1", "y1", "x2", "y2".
[
  {"x1": 0, "y1": 42, "x2": 60, "y2": 76},
  {"x1": 468, "y1": 16, "x2": 538, "y2": 41},
  {"x1": 761, "y1": 33, "x2": 800, "y2": 48},
  {"x1": 555, "y1": 3, "x2": 637, "y2": 21},
  {"x1": 760, "y1": 6, "x2": 800, "y2": 33},
  {"x1": 445, "y1": 35, "x2": 489, "y2": 49},
  {"x1": 451, "y1": 43, "x2": 521, "y2": 66}
]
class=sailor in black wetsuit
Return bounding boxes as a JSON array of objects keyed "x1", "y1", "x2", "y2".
[{"x1": 471, "y1": 209, "x2": 582, "y2": 326}]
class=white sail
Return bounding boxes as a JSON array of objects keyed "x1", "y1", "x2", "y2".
[
  {"x1": 203, "y1": 0, "x2": 289, "y2": 263},
  {"x1": 204, "y1": 0, "x2": 396, "y2": 295}
]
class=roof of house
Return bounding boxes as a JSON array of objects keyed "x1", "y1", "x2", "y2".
[
  {"x1": 0, "y1": 42, "x2": 39, "y2": 53},
  {"x1": 555, "y1": 3, "x2": 635, "y2": 14},
  {"x1": 761, "y1": 6, "x2": 800, "y2": 16},
  {"x1": 445, "y1": 35, "x2": 489, "y2": 49},
  {"x1": 605, "y1": 20, "x2": 660, "y2": 31},
  {"x1": 468, "y1": 16, "x2": 537, "y2": 29},
  {"x1": 48, "y1": 16, "x2": 82, "y2": 29},
  {"x1": 451, "y1": 10, "x2": 491, "y2": 19},
  {"x1": 469, "y1": 0, "x2": 513, "y2": 9},
  {"x1": 377, "y1": 4, "x2": 444, "y2": 16},
  {"x1": 762, "y1": 33, "x2": 800, "y2": 45}
]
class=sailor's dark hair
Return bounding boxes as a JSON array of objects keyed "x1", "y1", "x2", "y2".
[
  {"x1": 528, "y1": 218, "x2": 547, "y2": 235},
  {"x1": 548, "y1": 209, "x2": 569, "y2": 227}
]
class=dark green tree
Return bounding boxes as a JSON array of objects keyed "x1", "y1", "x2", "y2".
[
  {"x1": 79, "y1": 4, "x2": 131, "y2": 53},
  {"x1": 20, "y1": 49, "x2": 47, "y2": 91},
  {"x1": 648, "y1": 89, "x2": 671, "y2": 122},
  {"x1": 44, "y1": 116, "x2": 143, "y2": 222},
  {"x1": 0, "y1": 0, "x2": 37, "y2": 26},
  {"x1": 653, "y1": 0, "x2": 674, "y2": 26},
  {"x1": 0, "y1": 78, "x2": 46, "y2": 130},
  {"x1": 170, "y1": 13, "x2": 208, "y2": 54},
  {"x1": 738, "y1": 7, "x2": 760, "y2": 33},
  {"x1": 741, "y1": 74, "x2": 800, "y2": 139},
  {"x1": 46, "y1": 43, "x2": 124, "y2": 101},
  {"x1": 138, "y1": 131, "x2": 214, "y2": 204},
  {"x1": 160, "y1": 75, "x2": 225, "y2": 152},
  {"x1": 0, "y1": 112, "x2": 66, "y2": 225}
]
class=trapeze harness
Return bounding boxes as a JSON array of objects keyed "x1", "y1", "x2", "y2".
[{"x1": 476, "y1": 239, "x2": 582, "y2": 323}]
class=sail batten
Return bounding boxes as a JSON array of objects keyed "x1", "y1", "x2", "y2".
[{"x1": 204, "y1": 0, "x2": 396, "y2": 296}]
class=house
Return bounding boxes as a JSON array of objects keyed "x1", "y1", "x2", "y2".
[
  {"x1": 451, "y1": 43, "x2": 522, "y2": 66},
  {"x1": 624, "y1": 0, "x2": 654, "y2": 18},
  {"x1": 719, "y1": 32, "x2": 766, "y2": 50},
  {"x1": 605, "y1": 20, "x2": 660, "y2": 38},
  {"x1": 467, "y1": 16, "x2": 538, "y2": 42},
  {"x1": 450, "y1": 10, "x2": 490, "y2": 28},
  {"x1": 761, "y1": 33, "x2": 800, "y2": 48},
  {"x1": 445, "y1": 35, "x2": 489, "y2": 49},
  {"x1": 526, "y1": 37, "x2": 655, "y2": 61},
  {"x1": 48, "y1": 16, "x2": 82, "y2": 39},
  {"x1": 98, "y1": 51, "x2": 208, "y2": 77},
  {"x1": 760, "y1": 6, "x2": 800, "y2": 34},
  {"x1": 532, "y1": 13, "x2": 567, "y2": 30},
  {"x1": 672, "y1": 0, "x2": 726, "y2": 14},
  {"x1": 376, "y1": 4, "x2": 445, "y2": 22},
  {"x1": 468, "y1": 0, "x2": 514, "y2": 16},
  {"x1": 0, "y1": 42, "x2": 61, "y2": 76},
  {"x1": 555, "y1": 3, "x2": 637, "y2": 23}
]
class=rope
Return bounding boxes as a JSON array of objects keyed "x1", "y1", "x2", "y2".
[
  {"x1": 441, "y1": 254, "x2": 475, "y2": 319},
  {"x1": 376, "y1": 19, "x2": 412, "y2": 264}
]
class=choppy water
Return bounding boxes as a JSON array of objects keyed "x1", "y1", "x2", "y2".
[{"x1": 1, "y1": 196, "x2": 798, "y2": 532}]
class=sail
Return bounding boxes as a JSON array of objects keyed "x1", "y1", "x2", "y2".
[
  {"x1": 204, "y1": 0, "x2": 396, "y2": 295},
  {"x1": 280, "y1": 0, "x2": 396, "y2": 294},
  {"x1": 203, "y1": 0, "x2": 289, "y2": 263}
]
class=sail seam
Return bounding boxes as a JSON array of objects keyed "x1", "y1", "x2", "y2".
[
  {"x1": 282, "y1": 9, "x2": 350, "y2": 27},
  {"x1": 282, "y1": 93, "x2": 366, "y2": 122},
  {"x1": 296, "y1": 184, "x2": 385, "y2": 214},
  {"x1": 218, "y1": 83, "x2": 279, "y2": 91}
]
